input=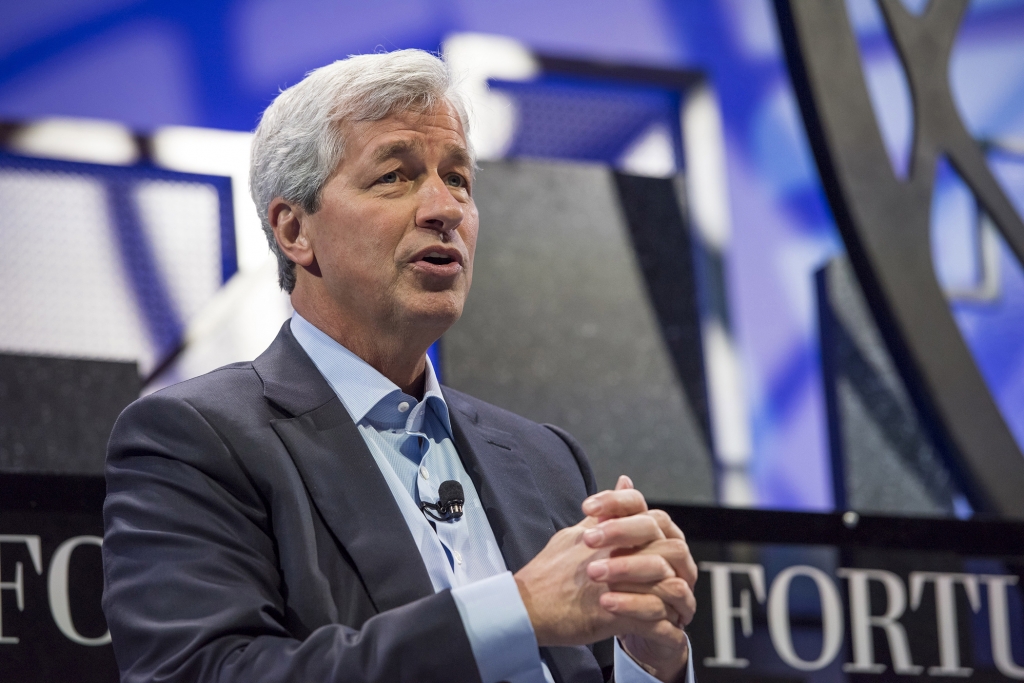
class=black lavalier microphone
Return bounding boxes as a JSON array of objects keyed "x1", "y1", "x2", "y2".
[{"x1": 420, "y1": 480, "x2": 465, "y2": 521}]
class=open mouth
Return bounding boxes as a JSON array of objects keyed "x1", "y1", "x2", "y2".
[{"x1": 421, "y1": 252, "x2": 455, "y2": 266}]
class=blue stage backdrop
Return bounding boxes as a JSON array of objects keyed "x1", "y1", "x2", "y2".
[{"x1": 2, "y1": 0, "x2": 1023, "y2": 512}]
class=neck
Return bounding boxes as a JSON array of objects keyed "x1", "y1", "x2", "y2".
[{"x1": 292, "y1": 293, "x2": 438, "y2": 399}]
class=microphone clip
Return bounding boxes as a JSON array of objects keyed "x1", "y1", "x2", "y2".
[{"x1": 420, "y1": 480, "x2": 465, "y2": 521}]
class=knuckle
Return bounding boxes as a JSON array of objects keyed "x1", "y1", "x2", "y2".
[
  {"x1": 611, "y1": 518, "x2": 637, "y2": 539},
  {"x1": 642, "y1": 596, "x2": 665, "y2": 616},
  {"x1": 655, "y1": 621, "x2": 680, "y2": 639},
  {"x1": 635, "y1": 557, "x2": 665, "y2": 580},
  {"x1": 603, "y1": 520, "x2": 626, "y2": 539},
  {"x1": 665, "y1": 538, "x2": 688, "y2": 554},
  {"x1": 648, "y1": 509, "x2": 670, "y2": 524},
  {"x1": 661, "y1": 577, "x2": 688, "y2": 598},
  {"x1": 607, "y1": 557, "x2": 631, "y2": 577},
  {"x1": 615, "y1": 489, "x2": 645, "y2": 510},
  {"x1": 610, "y1": 489, "x2": 634, "y2": 505},
  {"x1": 684, "y1": 559, "x2": 699, "y2": 585}
]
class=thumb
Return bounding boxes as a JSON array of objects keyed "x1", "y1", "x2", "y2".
[{"x1": 615, "y1": 475, "x2": 634, "y2": 491}]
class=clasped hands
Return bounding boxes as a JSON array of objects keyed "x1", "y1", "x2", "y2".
[{"x1": 514, "y1": 476, "x2": 697, "y2": 683}]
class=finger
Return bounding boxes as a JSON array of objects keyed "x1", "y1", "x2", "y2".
[
  {"x1": 647, "y1": 509, "x2": 683, "y2": 539},
  {"x1": 619, "y1": 617, "x2": 689, "y2": 649},
  {"x1": 608, "y1": 577, "x2": 696, "y2": 628},
  {"x1": 644, "y1": 510, "x2": 698, "y2": 588},
  {"x1": 599, "y1": 591, "x2": 670, "y2": 622},
  {"x1": 614, "y1": 475, "x2": 634, "y2": 491},
  {"x1": 587, "y1": 554, "x2": 673, "y2": 584},
  {"x1": 581, "y1": 488, "x2": 647, "y2": 520},
  {"x1": 583, "y1": 513, "x2": 664, "y2": 549},
  {"x1": 632, "y1": 538, "x2": 698, "y2": 589}
]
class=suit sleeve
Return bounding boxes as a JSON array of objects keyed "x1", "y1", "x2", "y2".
[{"x1": 102, "y1": 393, "x2": 481, "y2": 683}]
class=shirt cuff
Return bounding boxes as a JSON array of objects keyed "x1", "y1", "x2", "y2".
[
  {"x1": 613, "y1": 634, "x2": 695, "y2": 683},
  {"x1": 451, "y1": 571, "x2": 547, "y2": 683}
]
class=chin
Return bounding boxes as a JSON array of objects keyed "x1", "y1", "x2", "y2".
[{"x1": 401, "y1": 294, "x2": 464, "y2": 331}]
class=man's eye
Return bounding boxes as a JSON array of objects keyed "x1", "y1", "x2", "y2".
[
  {"x1": 446, "y1": 174, "x2": 466, "y2": 188},
  {"x1": 378, "y1": 171, "x2": 399, "y2": 184}
]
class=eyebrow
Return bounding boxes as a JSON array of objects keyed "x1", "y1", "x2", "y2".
[
  {"x1": 443, "y1": 143, "x2": 474, "y2": 170},
  {"x1": 369, "y1": 140, "x2": 474, "y2": 170},
  {"x1": 370, "y1": 140, "x2": 420, "y2": 165}
]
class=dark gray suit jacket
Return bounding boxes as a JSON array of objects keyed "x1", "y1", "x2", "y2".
[{"x1": 102, "y1": 322, "x2": 608, "y2": 683}]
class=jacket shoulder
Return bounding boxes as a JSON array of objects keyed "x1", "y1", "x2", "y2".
[
  {"x1": 116, "y1": 362, "x2": 275, "y2": 433},
  {"x1": 147, "y1": 362, "x2": 264, "y2": 410},
  {"x1": 108, "y1": 362, "x2": 273, "y2": 470}
]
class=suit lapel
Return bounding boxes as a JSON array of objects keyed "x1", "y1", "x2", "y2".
[
  {"x1": 255, "y1": 323, "x2": 435, "y2": 614},
  {"x1": 446, "y1": 390, "x2": 605, "y2": 683},
  {"x1": 255, "y1": 326, "x2": 600, "y2": 682},
  {"x1": 444, "y1": 391, "x2": 556, "y2": 574}
]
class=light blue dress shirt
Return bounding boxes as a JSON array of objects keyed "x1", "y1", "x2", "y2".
[{"x1": 291, "y1": 313, "x2": 691, "y2": 683}]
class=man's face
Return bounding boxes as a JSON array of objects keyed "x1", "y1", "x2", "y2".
[{"x1": 301, "y1": 103, "x2": 478, "y2": 337}]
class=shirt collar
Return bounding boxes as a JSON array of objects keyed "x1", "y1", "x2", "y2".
[
  {"x1": 421, "y1": 357, "x2": 451, "y2": 432},
  {"x1": 290, "y1": 313, "x2": 452, "y2": 436}
]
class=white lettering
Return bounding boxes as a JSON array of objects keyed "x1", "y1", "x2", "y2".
[
  {"x1": 837, "y1": 568, "x2": 921, "y2": 674},
  {"x1": 979, "y1": 574, "x2": 1024, "y2": 679},
  {"x1": 909, "y1": 572, "x2": 980, "y2": 677},
  {"x1": 0, "y1": 535, "x2": 42, "y2": 644},
  {"x1": 699, "y1": 562, "x2": 766, "y2": 668},
  {"x1": 47, "y1": 536, "x2": 110, "y2": 646},
  {"x1": 767, "y1": 565, "x2": 844, "y2": 670}
]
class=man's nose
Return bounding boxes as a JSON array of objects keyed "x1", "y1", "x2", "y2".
[{"x1": 415, "y1": 174, "x2": 464, "y2": 236}]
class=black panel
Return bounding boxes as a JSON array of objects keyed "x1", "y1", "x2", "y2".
[
  {"x1": 446, "y1": 159, "x2": 716, "y2": 504},
  {"x1": 0, "y1": 353, "x2": 139, "y2": 475},
  {"x1": 0, "y1": 470, "x2": 1020, "y2": 682},
  {"x1": 667, "y1": 504, "x2": 1024, "y2": 683},
  {"x1": 613, "y1": 173, "x2": 713, "y2": 451},
  {"x1": 817, "y1": 256, "x2": 964, "y2": 516},
  {"x1": 0, "y1": 475, "x2": 114, "y2": 682},
  {"x1": 658, "y1": 504, "x2": 1024, "y2": 555}
]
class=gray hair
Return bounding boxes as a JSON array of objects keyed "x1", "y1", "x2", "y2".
[{"x1": 249, "y1": 49, "x2": 472, "y2": 293}]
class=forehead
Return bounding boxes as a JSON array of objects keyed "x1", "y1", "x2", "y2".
[{"x1": 342, "y1": 104, "x2": 469, "y2": 163}]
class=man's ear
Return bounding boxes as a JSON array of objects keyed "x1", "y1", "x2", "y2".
[{"x1": 269, "y1": 197, "x2": 316, "y2": 268}]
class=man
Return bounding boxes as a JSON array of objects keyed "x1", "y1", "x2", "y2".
[{"x1": 102, "y1": 49, "x2": 697, "y2": 683}]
